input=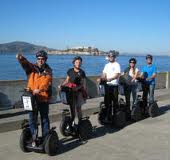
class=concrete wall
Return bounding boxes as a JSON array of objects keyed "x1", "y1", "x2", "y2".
[{"x1": 0, "y1": 72, "x2": 169, "y2": 110}]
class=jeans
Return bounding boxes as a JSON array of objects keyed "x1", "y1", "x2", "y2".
[
  {"x1": 142, "y1": 84, "x2": 155, "y2": 106},
  {"x1": 29, "y1": 102, "x2": 50, "y2": 139},
  {"x1": 104, "y1": 85, "x2": 118, "y2": 119},
  {"x1": 124, "y1": 84, "x2": 138, "y2": 113}
]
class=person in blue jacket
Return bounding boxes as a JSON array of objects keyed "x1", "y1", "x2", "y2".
[{"x1": 141, "y1": 54, "x2": 157, "y2": 106}]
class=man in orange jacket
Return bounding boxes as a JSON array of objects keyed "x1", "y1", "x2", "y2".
[{"x1": 16, "y1": 50, "x2": 52, "y2": 145}]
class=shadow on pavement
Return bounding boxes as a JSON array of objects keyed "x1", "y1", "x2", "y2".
[
  {"x1": 158, "y1": 104, "x2": 170, "y2": 115},
  {"x1": 55, "y1": 125, "x2": 120, "y2": 156},
  {"x1": 91, "y1": 125, "x2": 120, "y2": 139},
  {"x1": 56, "y1": 137, "x2": 87, "y2": 155}
]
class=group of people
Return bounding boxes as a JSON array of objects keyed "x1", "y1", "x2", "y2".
[
  {"x1": 99, "y1": 51, "x2": 157, "y2": 121},
  {"x1": 16, "y1": 51, "x2": 87, "y2": 145},
  {"x1": 16, "y1": 50, "x2": 157, "y2": 144}
]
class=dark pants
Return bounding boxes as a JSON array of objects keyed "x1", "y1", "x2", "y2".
[
  {"x1": 142, "y1": 83, "x2": 155, "y2": 107},
  {"x1": 69, "y1": 91, "x2": 85, "y2": 122},
  {"x1": 29, "y1": 102, "x2": 50, "y2": 140},
  {"x1": 104, "y1": 85, "x2": 118, "y2": 119}
]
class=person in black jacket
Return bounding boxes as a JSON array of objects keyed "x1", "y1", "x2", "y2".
[{"x1": 59, "y1": 56, "x2": 87, "y2": 122}]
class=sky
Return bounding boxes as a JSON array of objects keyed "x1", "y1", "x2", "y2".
[{"x1": 0, "y1": 0, "x2": 170, "y2": 53}]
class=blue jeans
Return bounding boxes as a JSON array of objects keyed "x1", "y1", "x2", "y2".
[
  {"x1": 142, "y1": 84, "x2": 155, "y2": 105},
  {"x1": 29, "y1": 102, "x2": 50, "y2": 139},
  {"x1": 124, "y1": 84, "x2": 137, "y2": 113}
]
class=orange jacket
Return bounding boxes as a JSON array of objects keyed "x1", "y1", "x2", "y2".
[{"x1": 18, "y1": 56, "x2": 52, "y2": 102}]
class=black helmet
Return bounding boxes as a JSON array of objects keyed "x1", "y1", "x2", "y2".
[
  {"x1": 129, "y1": 58, "x2": 137, "y2": 64},
  {"x1": 72, "y1": 56, "x2": 82, "y2": 64},
  {"x1": 36, "y1": 50, "x2": 48, "y2": 60},
  {"x1": 146, "y1": 54, "x2": 153, "y2": 60},
  {"x1": 108, "y1": 50, "x2": 119, "y2": 58}
]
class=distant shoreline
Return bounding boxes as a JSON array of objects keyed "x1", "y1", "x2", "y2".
[
  {"x1": 0, "y1": 52, "x2": 170, "y2": 57},
  {"x1": 0, "y1": 41, "x2": 169, "y2": 56}
]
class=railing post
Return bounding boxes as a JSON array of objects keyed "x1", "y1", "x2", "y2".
[{"x1": 166, "y1": 72, "x2": 170, "y2": 89}]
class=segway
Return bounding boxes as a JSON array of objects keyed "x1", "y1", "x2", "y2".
[
  {"x1": 59, "y1": 86, "x2": 93, "y2": 141},
  {"x1": 19, "y1": 89, "x2": 59, "y2": 156},
  {"x1": 97, "y1": 80, "x2": 126, "y2": 128},
  {"x1": 131, "y1": 78, "x2": 160, "y2": 121}
]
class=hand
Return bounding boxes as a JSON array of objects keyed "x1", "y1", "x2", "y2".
[
  {"x1": 25, "y1": 87, "x2": 31, "y2": 92},
  {"x1": 146, "y1": 77, "x2": 151, "y2": 81},
  {"x1": 16, "y1": 53, "x2": 23, "y2": 60},
  {"x1": 33, "y1": 89, "x2": 40, "y2": 95},
  {"x1": 107, "y1": 78, "x2": 112, "y2": 82},
  {"x1": 58, "y1": 85, "x2": 61, "y2": 89},
  {"x1": 131, "y1": 78, "x2": 135, "y2": 82},
  {"x1": 97, "y1": 78, "x2": 101, "y2": 83},
  {"x1": 58, "y1": 85, "x2": 63, "y2": 90}
]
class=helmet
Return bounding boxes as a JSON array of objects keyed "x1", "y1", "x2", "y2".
[
  {"x1": 146, "y1": 54, "x2": 153, "y2": 60},
  {"x1": 72, "y1": 56, "x2": 82, "y2": 64},
  {"x1": 129, "y1": 58, "x2": 137, "y2": 64},
  {"x1": 108, "y1": 50, "x2": 119, "y2": 58},
  {"x1": 36, "y1": 50, "x2": 48, "y2": 60}
]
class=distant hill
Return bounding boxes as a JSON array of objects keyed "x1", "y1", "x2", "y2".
[{"x1": 0, "y1": 41, "x2": 54, "y2": 53}]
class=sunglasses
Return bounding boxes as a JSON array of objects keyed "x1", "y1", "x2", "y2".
[
  {"x1": 37, "y1": 57, "x2": 45, "y2": 61},
  {"x1": 108, "y1": 55, "x2": 115, "y2": 58}
]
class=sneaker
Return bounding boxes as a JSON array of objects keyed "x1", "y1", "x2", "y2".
[{"x1": 32, "y1": 141, "x2": 36, "y2": 147}]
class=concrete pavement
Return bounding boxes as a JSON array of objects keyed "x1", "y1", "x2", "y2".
[
  {"x1": 0, "y1": 90, "x2": 170, "y2": 160},
  {"x1": 0, "y1": 99, "x2": 170, "y2": 160},
  {"x1": 0, "y1": 88, "x2": 170, "y2": 133}
]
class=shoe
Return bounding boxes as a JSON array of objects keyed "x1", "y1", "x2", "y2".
[{"x1": 32, "y1": 141, "x2": 36, "y2": 147}]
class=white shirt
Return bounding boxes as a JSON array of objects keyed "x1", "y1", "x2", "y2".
[
  {"x1": 103, "y1": 62, "x2": 121, "y2": 85},
  {"x1": 129, "y1": 67, "x2": 139, "y2": 84},
  {"x1": 129, "y1": 68, "x2": 139, "y2": 77}
]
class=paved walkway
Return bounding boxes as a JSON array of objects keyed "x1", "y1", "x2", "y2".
[
  {"x1": 0, "y1": 89, "x2": 170, "y2": 160},
  {"x1": 0, "y1": 100, "x2": 170, "y2": 160},
  {"x1": 0, "y1": 88, "x2": 170, "y2": 132}
]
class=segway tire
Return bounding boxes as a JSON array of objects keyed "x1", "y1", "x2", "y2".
[
  {"x1": 98, "y1": 108, "x2": 107, "y2": 125},
  {"x1": 78, "y1": 119, "x2": 93, "y2": 141},
  {"x1": 131, "y1": 104, "x2": 142, "y2": 121},
  {"x1": 44, "y1": 130, "x2": 59, "y2": 156},
  {"x1": 114, "y1": 111, "x2": 126, "y2": 128},
  {"x1": 60, "y1": 116, "x2": 72, "y2": 137},
  {"x1": 149, "y1": 102, "x2": 160, "y2": 118},
  {"x1": 19, "y1": 128, "x2": 32, "y2": 152}
]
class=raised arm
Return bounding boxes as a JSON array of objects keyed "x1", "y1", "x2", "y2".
[{"x1": 16, "y1": 54, "x2": 34, "y2": 75}]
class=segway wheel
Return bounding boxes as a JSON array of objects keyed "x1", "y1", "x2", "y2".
[
  {"x1": 98, "y1": 108, "x2": 107, "y2": 125},
  {"x1": 60, "y1": 116, "x2": 72, "y2": 137},
  {"x1": 44, "y1": 130, "x2": 59, "y2": 156},
  {"x1": 78, "y1": 119, "x2": 93, "y2": 141},
  {"x1": 98, "y1": 103, "x2": 107, "y2": 125},
  {"x1": 19, "y1": 128, "x2": 32, "y2": 152},
  {"x1": 149, "y1": 102, "x2": 160, "y2": 118},
  {"x1": 114, "y1": 111, "x2": 126, "y2": 128},
  {"x1": 131, "y1": 104, "x2": 142, "y2": 121}
]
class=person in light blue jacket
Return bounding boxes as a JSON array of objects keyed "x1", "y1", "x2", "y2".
[{"x1": 141, "y1": 54, "x2": 157, "y2": 106}]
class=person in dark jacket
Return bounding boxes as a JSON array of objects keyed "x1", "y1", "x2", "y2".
[{"x1": 59, "y1": 56, "x2": 87, "y2": 122}]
